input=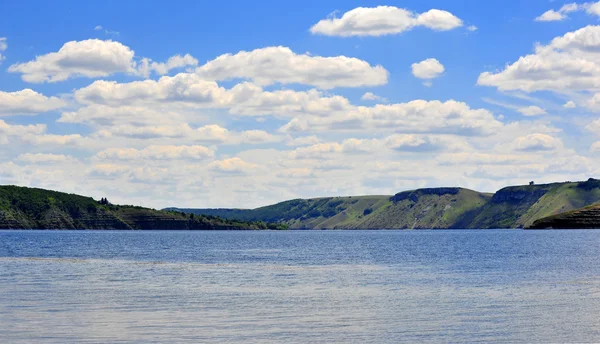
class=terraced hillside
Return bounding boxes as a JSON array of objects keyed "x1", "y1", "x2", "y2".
[
  {"x1": 528, "y1": 204, "x2": 600, "y2": 229},
  {"x1": 0, "y1": 185, "x2": 281, "y2": 230},
  {"x1": 172, "y1": 179, "x2": 600, "y2": 229},
  {"x1": 464, "y1": 179, "x2": 600, "y2": 228},
  {"x1": 170, "y1": 187, "x2": 492, "y2": 229}
]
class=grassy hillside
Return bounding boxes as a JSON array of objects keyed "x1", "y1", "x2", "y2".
[
  {"x1": 169, "y1": 195, "x2": 391, "y2": 229},
  {"x1": 171, "y1": 179, "x2": 600, "y2": 229},
  {"x1": 463, "y1": 179, "x2": 600, "y2": 228},
  {"x1": 360, "y1": 188, "x2": 491, "y2": 229},
  {"x1": 170, "y1": 188, "x2": 492, "y2": 229},
  {"x1": 528, "y1": 203, "x2": 600, "y2": 229},
  {"x1": 0, "y1": 185, "x2": 284, "y2": 230}
]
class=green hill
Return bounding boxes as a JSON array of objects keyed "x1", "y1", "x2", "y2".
[
  {"x1": 528, "y1": 203, "x2": 600, "y2": 229},
  {"x1": 0, "y1": 185, "x2": 283, "y2": 230},
  {"x1": 463, "y1": 179, "x2": 600, "y2": 228},
  {"x1": 170, "y1": 179, "x2": 600, "y2": 229},
  {"x1": 169, "y1": 187, "x2": 492, "y2": 229}
]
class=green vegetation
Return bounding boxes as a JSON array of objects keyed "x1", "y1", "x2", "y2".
[
  {"x1": 0, "y1": 185, "x2": 287, "y2": 230},
  {"x1": 171, "y1": 179, "x2": 600, "y2": 229},
  {"x1": 5, "y1": 178, "x2": 600, "y2": 230},
  {"x1": 528, "y1": 203, "x2": 600, "y2": 229}
]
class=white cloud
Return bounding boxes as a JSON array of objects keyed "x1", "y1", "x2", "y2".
[
  {"x1": 208, "y1": 157, "x2": 257, "y2": 174},
  {"x1": 361, "y1": 92, "x2": 388, "y2": 102},
  {"x1": 534, "y1": 2, "x2": 600, "y2": 22},
  {"x1": 8, "y1": 39, "x2": 198, "y2": 83},
  {"x1": 0, "y1": 89, "x2": 66, "y2": 116},
  {"x1": 467, "y1": 25, "x2": 478, "y2": 32},
  {"x1": 590, "y1": 141, "x2": 600, "y2": 152},
  {"x1": 0, "y1": 37, "x2": 6, "y2": 64},
  {"x1": 384, "y1": 134, "x2": 468, "y2": 152},
  {"x1": 8, "y1": 39, "x2": 137, "y2": 83},
  {"x1": 195, "y1": 46, "x2": 389, "y2": 89},
  {"x1": 512, "y1": 133, "x2": 562, "y2": 152},
  {"x1": 137, "y1": 54, "x2": 198, "y2": 77},
  {"x1": 95, "y1": 145, "x2": 214, "y2": 161},
  {"x1": 310, "y1": 6, "x2": 463, "y2": 37},
  {"x1": 0, "y1": 120, "x2": 46, "y2": 144},
  {"x1": 411, "y1": 58, "x2": 445, "y2": 80},
  {"x1": 280, "y1": 99, "x2": 503, "y2": 136},
  {"x1": 517, "y1": 105, "x2": 546, "y2": 116},
  {"x1": 16, "y1": 153, "x2": 76, "y2": 164},
  {"x1": 286, "y1": 135, "x2": 321, "y2": 146},
  {"x1": 586, "y1": 118, "x2": 600, "y2": 134},
  {"x1": 563, "y1": 100, "x2": 577, "y2": 108},
  {"x1": 535, "y1": 9, "x2": 567, "y2": 22},
  {"x1": 73, "y1": 74, "x2": 236, "y2": 106},
  {"x1": 478, "y1": 25, "x2": 600, "y2": 96},
  {"x1": 22, "y1": 134, "x2": 83, "y2": 146}
]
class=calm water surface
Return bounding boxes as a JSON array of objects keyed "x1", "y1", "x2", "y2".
[{"x1": 1, "y1": 230, "x2": 600, "y2": 343}]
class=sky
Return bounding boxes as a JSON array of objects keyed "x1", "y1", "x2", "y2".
[{"x1": 1, "y1": 0, "x2": 600, "y2": 209}]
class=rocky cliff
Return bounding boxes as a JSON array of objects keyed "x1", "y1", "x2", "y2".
[
  {"x1": 528, "y1": 204, "x2": 600, "y2": 229},
  {"x1": 171, "y1": 179, "x2": 600, "y2": 229}
]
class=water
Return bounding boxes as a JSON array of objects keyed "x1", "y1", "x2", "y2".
[{"x1": 1, "y1": 230, "x2": 600, "y2": 343}]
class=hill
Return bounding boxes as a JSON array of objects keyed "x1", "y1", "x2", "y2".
[
  {"x1": 464, "y1": 179, "x2": 600, "y2": 228},
  {"x1": 527, "y1": 203, "x2": 600, "y2": 229},
  {"x1": 0, "y1": 185, "x2": 284, "y2": 230},
  {"x1": 169, "y1": 187, "x2": 492, "y2": 229},
  {"x1": 170, "y1": 179, "x2": 600, "y2": 229}
]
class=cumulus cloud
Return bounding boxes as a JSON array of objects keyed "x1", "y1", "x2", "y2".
[
  {"x1": 0, "y1": 120, "x2": 46, "y2": 144},
  {"x1": 563, "y1": 100, "x2": 577, "y2": 108},
  {"x1": 95, "y1": 145, "x2": 214, "y2": 161},
  {"x1": 512, "y1": 133, "x2": 562, "y2": 152},
  {"x1": 73, "y1": 74, "x2": 237, "y2": 106},
  {"x1": 310, "y1": 6, "x2": 463, "y2": 37},
  {"x1": 0, "y1": 89, "x2": 66, "y2": 116},
  {"x1": 208, "y1": 157, "x2": 257, "y2": 174},
  {"x1": 22, "y1": 134, "x2": 83, "y2": 146},
  {"x1": 137, "y1": 54, "x2": 198, "y2": 77},
  {"x1": 411, "y1": 58, "x2": 445, "y2": 81},
  {"x1": 535, "y1": 3, "x2": 580, "y2": 21},
  {"x1": 70, "y1": 74, "x2": 355, "y2": 122},
  {"x1": 195, "y1": 46, "x2": 388, "y2": 89},
  {"x1": 279, "y1": 99, "x2": 503, "y2": 136},
  {"x1": 16, "y1": 153, "x2": 76, "y2": 164},
  {"x1": 534, "y1": 2, "x2": 600, "y2": 22},
  {"x1": 286, "y1": 135, "x2": 321, "y2": 146},
  {"x1": 517, "y1": 105, "x2": 546, "y2": 116},
  {"x1": 8, "y1": 39, "x2": 198, "y2": 83},
  {"x1": 0, "y1": 37, "x2": 6, "y2": 64},
  {"x1": 384, "y1": 134, "x2": 468, "y2": 152},
  {"x1": 8, "y1": 39, "x2": 137, "y2": 83},
  {"x1": 288, "y1": 139, "x2": 380, "y2": 159},
  {"x1": 477, "y1": 26, "x2": 600, "y2": 96},
  {"x1": 590, "y1": 141, "x2": 600, "y2": 152},
  {"x1": 586, "y1": 118, "x2": 600, "y2": 134},
  {"x1": 361, "y1": 92, "x2": 388, "y2": 102}
]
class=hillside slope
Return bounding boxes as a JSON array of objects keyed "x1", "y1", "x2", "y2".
[
  {"x1": 171, "y1": 179, "x2": 600, "y2": 229},
  {"x1": 463, "y1": 179, "x2": 600, "y2": 228},
  {"x1": 0, "y1": 185, "x2": 280, "y2": 230},
  {"x1": 170, "y1": 188, "x2": 492, "y2": 229},
  {"x1": 528, "y1": 203, "x2": 600, "y2": 229}
]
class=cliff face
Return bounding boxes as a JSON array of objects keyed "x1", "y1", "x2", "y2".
[
  {"x1": 528, "y1": 204, "x2": 600, "y2": 229},
  {"x1": 172, "y1": 179, "x2": 600, "y2": 229},
  {"x1": 390, "y1": 188, "x2": 461, "y2": 203},
  {"x1": 0, "y1": 185, "x2": 271, "y2": 230}
]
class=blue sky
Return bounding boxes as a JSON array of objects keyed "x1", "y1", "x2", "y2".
[{"x1": 1, "y1": 0, "x2": 600, "y2": 208}]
